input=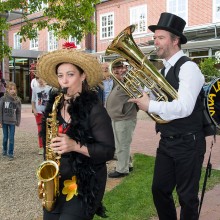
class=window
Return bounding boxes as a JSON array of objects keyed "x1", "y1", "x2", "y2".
[
  {"x1": 14, "y1": 33, "x2": 21, "y2": 49},
  {"x1": 30, "y1": 32, "x2": 39, "y2": 50},
  {"x1": 48, "y1": 31, "x2": 58, "y2": 51},
  {"x1": 100, "y1": 13, "x2": 114, "y2": 39},
  {"x1": 69, "y1": 36, "x2": 81, "y2": 49},
  {"x1": 167, "y1": 0, "x2": 188, "y2": 25},
  {"x1": 130, "y1": 5, "x2": 147, "y2": 34},
  {"x1": 213, "y1": 0, "x2": 220, "y2": 22}
]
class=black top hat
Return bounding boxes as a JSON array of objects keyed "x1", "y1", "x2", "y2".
[{"x1": 148, "y1": 12, "x2": 187, "y2": 44}]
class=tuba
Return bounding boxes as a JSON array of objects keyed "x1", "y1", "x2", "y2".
[
  {"x1": 105, "y1": 25, "x2": 178, "y2": 123},
  {"x1": 36, "y1": 92, "x2": 63, "y2": 211}
]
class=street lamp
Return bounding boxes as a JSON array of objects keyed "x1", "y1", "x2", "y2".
[{"x1": 0, "y1": 11, "x2": 9, "y2": 79}]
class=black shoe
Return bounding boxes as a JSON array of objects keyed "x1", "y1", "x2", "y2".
[
  {"x1": 108, "y1": 171, "x2": 128, "y2": 178},
  {"x1": 129, "y1": 167, "x2": 133, "y2": 172}
]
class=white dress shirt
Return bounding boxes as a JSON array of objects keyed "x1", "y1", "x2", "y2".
[{"x1": 148, "y1": 50, "x2": 205, "y2": 121}]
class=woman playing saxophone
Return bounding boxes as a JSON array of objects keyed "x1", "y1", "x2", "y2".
[{"x1": 36, "y1": 43, "x2": 115, "y2": 220}]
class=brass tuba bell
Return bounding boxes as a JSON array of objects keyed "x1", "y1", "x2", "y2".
[{"x1": 105, "y1": 25, "x2": 178, "y2": 123}]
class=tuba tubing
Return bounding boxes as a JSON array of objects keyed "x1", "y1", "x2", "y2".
[{"x1": 106, "y1": 25, "x2": 178, "y2": 123}]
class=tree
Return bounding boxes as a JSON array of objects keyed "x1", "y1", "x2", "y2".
[
  {"x1": 0, "y1": 0, "x2": 100, "y2": 60},
  {"x1": 199, "y1": 57, "x2": 220, "y2": 82}
]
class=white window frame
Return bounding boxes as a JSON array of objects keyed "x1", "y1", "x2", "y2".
[
  {"x1": 13, "y1": 33, "x2": 21, "y2": 49},
  {"x1": 48, "y1": 30, "x2": 58, "y2": 51},
  {"x1": 100, "y1": 12, "x2": 114, "y2": 40},
  {"x1": 30, "y1": 32, "x2": 39, "y2": 50},
  {"x1": 167, "y1": 0, "x2": 188, "y2": 26},
  {"x1": 213, "y1": 0, "x2": 220, "y2": 22},
  {"x1": 68, "y1": 36, "x2": 81, "y2": 49},
  {"x1": 130, "y1": 5, "x2": 147, "y2": 34}
]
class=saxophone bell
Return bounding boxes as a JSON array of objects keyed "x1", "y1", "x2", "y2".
[{"x1": 36, "y1": 160, "x2": 60, "y2": 211}]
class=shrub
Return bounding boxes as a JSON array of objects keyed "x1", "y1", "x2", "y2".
[{"x1": 199, "y1": 58, "x2": 220, "y2": 82}]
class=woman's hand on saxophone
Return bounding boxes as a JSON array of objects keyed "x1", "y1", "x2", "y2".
[
  {"x1": 50, "y1": 133, "x2": 90, "y2": 157},
  {"x1": 128, "y1": 92, "x2": 150, "y2": 112},
  {"x1": 50, "y1": 133, "x2": 76, "y2": 154}
]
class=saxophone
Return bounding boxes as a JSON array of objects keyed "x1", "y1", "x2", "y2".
[{"x1": 36, "y1": 92, "x2": 63, "y2": 211}]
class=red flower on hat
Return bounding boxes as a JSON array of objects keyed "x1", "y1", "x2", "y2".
[{"x1": 62, "y1": 42, "x2": 77, "y2": 49}]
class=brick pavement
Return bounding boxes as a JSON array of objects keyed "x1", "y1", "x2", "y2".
[{"x1": 20, "y1": 105, "x2": 220, "y2": 220}]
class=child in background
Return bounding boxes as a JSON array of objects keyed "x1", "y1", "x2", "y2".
[
  {"x1": 0, "y1": 82, "x2": 21, "y2": 160},
  {"x1": 31, "y1": 76, "x2": 39, "y2": 90},
  {"x1": 31, "y1": 78, "x2": 51, "y2": 155}
]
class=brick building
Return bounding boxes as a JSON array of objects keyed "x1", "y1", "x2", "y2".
[
  {"x1": 96, "y1": 0, "x2": 220, "y2": 60},
  {"x1": 5, "y1": 0, "x2": 220, "y2": 103}
]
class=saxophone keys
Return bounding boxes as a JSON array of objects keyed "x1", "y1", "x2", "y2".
[{"x1": 38, "y1": 181, "x2": 44, "y2": 199}]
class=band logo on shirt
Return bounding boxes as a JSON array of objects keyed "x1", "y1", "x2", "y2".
[{"x1": 37, "y1": 90, "x2": 49, "y2": 106}]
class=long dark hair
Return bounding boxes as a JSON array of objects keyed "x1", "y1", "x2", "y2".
[{"x1": 56, "y1": 62, "x2": 89, "y2": 92}]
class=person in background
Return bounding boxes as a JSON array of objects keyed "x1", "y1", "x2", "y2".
[
  {"x1": 106, "y1": 61, "x2": 138, "y2": 178},
  {"x1": 129, "y1": 12, "x2": 206, "y2": 220},
  {"x1": 36, "y1": 46, "x2": 115, "y2": 220},
  {"x1": 95, "y1": 82, "x2": 104, "y2": 105},
  {"x1": 31, "y1": 76, "x2": 39, "y2": 90},
  {"x1": 122, "y1": 61, "x2": 129, "y2": 74},
  {"x1": 0, "y1": 78, "x2": 6, "y2": 98},
  {"x1": 31, "y1": 78, "x2": 51, "y2": 155},
  {"x1": 0, "y1": 82, "x2": 21, "y2": 160},
  {"x1": 102, "y1": 62, "x2": 113, "y2": 107}
]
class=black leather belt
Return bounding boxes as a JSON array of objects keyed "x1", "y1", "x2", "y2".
[{"x1": 161, "y1": 132, "x2": 195, "y2": 139}]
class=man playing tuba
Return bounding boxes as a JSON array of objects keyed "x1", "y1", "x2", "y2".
[{"x1": 129, "y1": 12, "x2": 206, "y2": 220}]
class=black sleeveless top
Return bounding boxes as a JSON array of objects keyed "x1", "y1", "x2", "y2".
[{"x1": 156, "y1": 56, "x2": 204, "y2": 136}]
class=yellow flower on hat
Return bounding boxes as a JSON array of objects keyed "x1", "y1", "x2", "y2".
[{"x1": 62, "y1": 176, "x2": 78, "y2": 201}]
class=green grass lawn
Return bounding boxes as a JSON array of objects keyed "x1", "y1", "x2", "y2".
[{"x1": 94, "y1": 153, "x2": 220, "y2": 220}]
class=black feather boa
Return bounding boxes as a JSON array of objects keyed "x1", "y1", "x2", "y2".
[{"x1": 41, "y1": 90, "x2": 107, "y2": 218}]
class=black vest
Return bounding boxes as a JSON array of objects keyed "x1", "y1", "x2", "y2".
[{"x1": 156, "y1": 56, "x2": 204, "y2": 136}]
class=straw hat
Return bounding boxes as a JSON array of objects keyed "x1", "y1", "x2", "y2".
[{"x1": 36, "y1": 49, "x2": 103, "y2": 88}]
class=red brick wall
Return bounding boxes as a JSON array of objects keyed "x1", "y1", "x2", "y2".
[
  {"x1": 96, "y1": 0, "x2": 168, "y2": 52},
  {"x1": 188, "y1": 0, "x2": 212, "y2": 25},
  {"x1": 8, "y1": 16, "x2": 83, "y2": 51}
]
